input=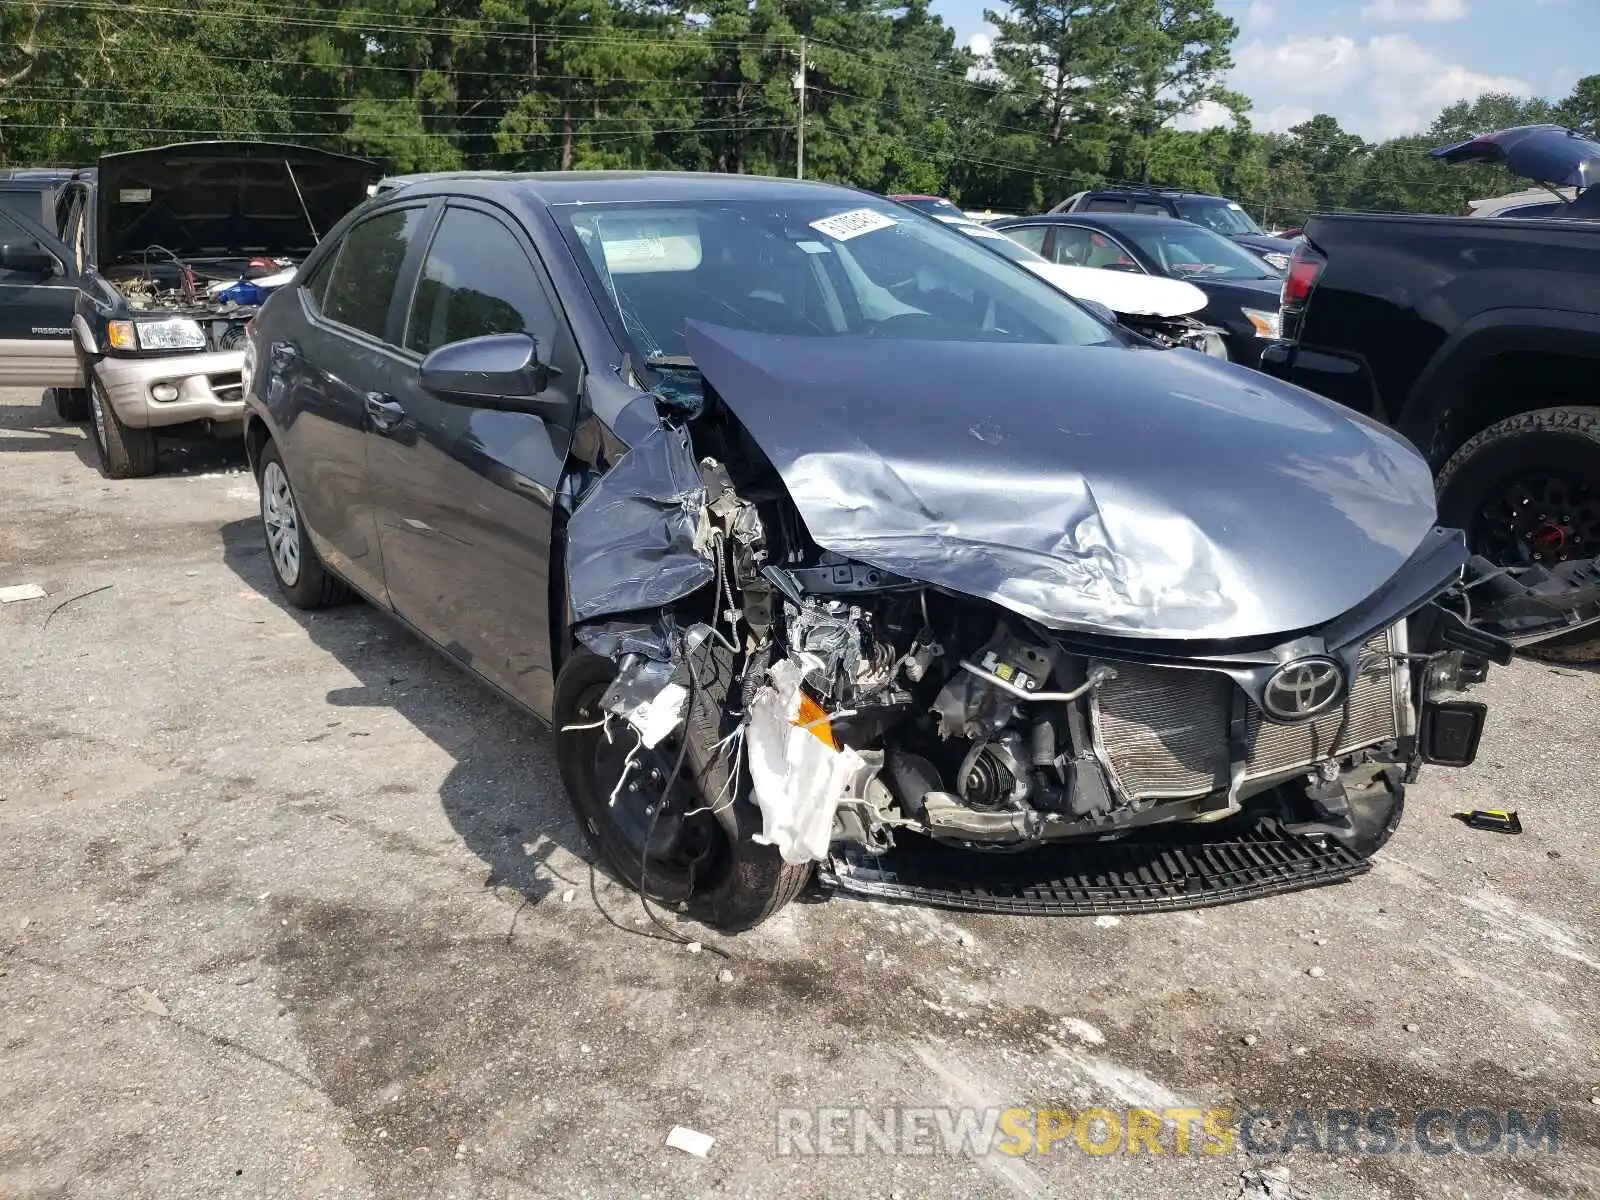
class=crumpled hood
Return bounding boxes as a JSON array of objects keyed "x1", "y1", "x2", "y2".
[
  {"x1": 1431, "y1": 124, "x2": 1600, "y2": 189},
  {"x1": 685, "y1": 323, "x2": 1440, "y2": 641},
  {"x1": 1023, "y1": 261, "x2": 1207, "y2": 318},
  {"x1": 97, "y1": 140, "x2": 378, "y2": 264}
]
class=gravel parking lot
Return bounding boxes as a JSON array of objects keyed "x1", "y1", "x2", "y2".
[{"x1": 2, "y1": 385, "x2": 1598, "y2": 1200}]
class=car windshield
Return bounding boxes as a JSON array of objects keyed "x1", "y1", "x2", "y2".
[
  {"x1": 1120, "y1": 224, "x2": 1278, "y2": 280},
  {"x1": 1175, "y1": 199, "x2": 1263, "y2": 237},
  {"x1": 555, "y1": 198, "x2": 1115, "y2": 361}
]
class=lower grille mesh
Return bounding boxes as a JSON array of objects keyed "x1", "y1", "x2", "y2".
[{"x1": 1093, "y1": 631, "x2": 1398, "y2": 802}]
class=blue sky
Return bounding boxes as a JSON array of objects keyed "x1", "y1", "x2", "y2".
[{"x1": 935, "y1": 0, "x2": 1600, "y2": 140}]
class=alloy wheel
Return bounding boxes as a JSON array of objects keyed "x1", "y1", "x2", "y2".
[
  {"x1": 1476, "y1": 472, "x2": 1600, "y2": 568},
  {"x1": 261, "y1": 461, "x2": 302, "y2": 586}
]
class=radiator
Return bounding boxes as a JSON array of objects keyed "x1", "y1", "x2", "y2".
[{"x1": 1090, "y1": 629, "x2": 1400, "y2": 802}]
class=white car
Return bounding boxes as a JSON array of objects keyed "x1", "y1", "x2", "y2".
[{"x1": 936, "y1": 216, "x2": 1228, "y2": 356}]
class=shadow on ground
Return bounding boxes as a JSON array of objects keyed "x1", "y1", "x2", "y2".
[
  {"x1": 0, "y1": 391, "x2": 249, "y2": 477},
  {"x1": 0, "y1": 396, "x2": 98, "y2": 470},
  {"x1": 217, "y1": 516, "x2": 585, "y2": 908}
]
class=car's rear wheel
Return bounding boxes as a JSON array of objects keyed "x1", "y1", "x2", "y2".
[
  {"x1": 554, "y1": 647, "x2": 812, "y2": 932},
  {"x1": 50, "y1": 386, "x2": 90, "y2": 422},
  {"x1": 256, "y1": 440, "x2": 350, "y2": 609},
  {"x1": 1437, "y1": 405, "x2": 1600, "y2": 663},
  {"x1": 87, "y1": 372, "x2": 157, "y2": 479}
]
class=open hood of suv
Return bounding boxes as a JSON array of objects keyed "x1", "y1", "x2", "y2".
[
  {"x1": 685, "y1": 322, "x2": 1440, "y2": 641},
  {"x1": 1430, "y1": 124, "x2": 1600, "y2": 189},
  {"x1": 96, "y1": 141, "x2": 378, "y2": 265}
]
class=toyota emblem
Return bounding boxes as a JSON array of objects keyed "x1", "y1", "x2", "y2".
[{"x1": 1261, "y1": 657, "x2": 1345, "y2": 721}]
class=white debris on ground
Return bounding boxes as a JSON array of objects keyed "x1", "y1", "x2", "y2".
[
  {"x1": 0, "y1": 583, "x2": 47, "y2": 603},
  {"x1": 665, "y1": 1125, "x2": 715, "y2": 1158}
]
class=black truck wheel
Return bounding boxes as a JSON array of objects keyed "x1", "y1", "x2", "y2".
[
  {"x1": 1437, "y1": 405, "x2": 1600, "y2": 663},
  {"x1": 87, "y1": 372, "x2": 157, "y2": 479},
  {"x1": 50, "y1": 386, "x2": 90, "y2": 422},
  {"x1": 554, "y1": 647, "x2": 812, "y2": 932}
]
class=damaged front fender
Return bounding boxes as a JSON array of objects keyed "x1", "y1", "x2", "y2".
[{"x1": 565, "y1": 422, "x2": 714, "y2": 623}]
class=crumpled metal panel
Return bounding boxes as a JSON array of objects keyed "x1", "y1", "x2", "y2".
[
  {"x1": 685, "y1": 322, "x2": 1439, "y2": 641},
  {"x1": 565, "y1": 423, "x2": 713, "y2": 623}
]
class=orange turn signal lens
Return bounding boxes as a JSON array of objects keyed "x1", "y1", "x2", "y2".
[
  {"x1": 793, "y1": 692, "x2": 836, "y2": 750},
  {"x1": 106, "y1": 320, "x2": 136, "y2": 351}
]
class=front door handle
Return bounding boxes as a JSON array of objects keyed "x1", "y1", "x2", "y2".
[{"x1": 364, "y1": 392, "x2": 406, "y2": 432}]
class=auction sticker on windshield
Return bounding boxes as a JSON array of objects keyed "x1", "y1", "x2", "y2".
[{"x1": 810, "y1": 209, "x2": 898, "y2": 241}]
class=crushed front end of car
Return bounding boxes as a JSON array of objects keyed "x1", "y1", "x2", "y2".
[{"x1": 553, "y1": 324, "x2": 1593, "y2": 930}]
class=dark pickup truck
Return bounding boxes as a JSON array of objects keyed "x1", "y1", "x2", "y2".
[{"x1": 1259, "y1": 125, "x2": 1600, "y2": 659}]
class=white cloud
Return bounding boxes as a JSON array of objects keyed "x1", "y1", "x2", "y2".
[
  {"x1": 1234, "y1": 36, "x2": 1364, "y2": 95},
  {"x1": 967, "y1": 31, "x2": 993, "y2": 59},
  {"x1": 1361, "y1": 0, "x2": 1467, "y2": 21},
  {"x1": 1172, "y1": 100, "x2": 1236, "y2": 131},
  {"x1": 1246, "y1": 0, "x2": 1276, "y2": 23},
  {"x1": 1247, "y1": 104, "x2": 1317, "y2": 133},
  {"x1": 1230, "y1": 33, "x2": 1530, "y2": 138}
]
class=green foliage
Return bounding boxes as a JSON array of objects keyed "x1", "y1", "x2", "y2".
[{"x1": 0, "y1": 0, "x2": 1591, "y2": 226}]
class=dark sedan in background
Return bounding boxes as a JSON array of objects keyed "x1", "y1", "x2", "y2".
[{"x1": 990, "y1": 212, "x2": 1285, "y2": 366}]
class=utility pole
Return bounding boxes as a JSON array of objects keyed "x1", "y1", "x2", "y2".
[{"x1": 795, "y1": 36, "x2": 806, "y2": 180}]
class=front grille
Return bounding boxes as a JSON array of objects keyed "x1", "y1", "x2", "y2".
[
  {"x1": 1243, "y1": 634, "x2": 1397, "y2": 778},
  {"x1": 1092, "y1": 630, "x2": 1399, "y2": 802}
]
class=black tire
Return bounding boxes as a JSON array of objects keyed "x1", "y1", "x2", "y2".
[
  {"x1": 1337, "y1": 770, "x2": 1405, "y2": 861},
  {"x1": 554, "y1": 647, "x2": 812, "y2": 932},
  {"x1": 1437, "y1": 405, "x2": 1600, "y2": 663},
  {"x1": 86, "y1": 371, "x2": 157, "y2": 479},
  {"x1": 50, "y1": 386, "x2": 90, "y2": 422},
  {"x1": 255, "y1": 439, "x2": 351, "y2": 609}
]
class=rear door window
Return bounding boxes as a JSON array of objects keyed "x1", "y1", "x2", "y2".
[
  {"x1": 405, "y1": 206, "x2": 557, "y2": 356},
  {"x1": 321, "y1": 206, "x2": 426, "y2": 341}
]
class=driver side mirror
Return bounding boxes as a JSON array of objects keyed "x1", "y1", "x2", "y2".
[
  {"x1": 0, "y1": 241, "x2": 59, "y2": 278},
  {"x1": 419, "y1": 332, "x2": 570, "y2": 424}
]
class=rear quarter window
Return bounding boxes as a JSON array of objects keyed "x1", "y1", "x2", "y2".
[{"x1": 321, "y1": 206, "x2": 426, "y2": 341}]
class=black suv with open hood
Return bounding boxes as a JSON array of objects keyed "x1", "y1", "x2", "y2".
[{"x1": 0, "y1": 141, "x2": 375, "y2": 476}]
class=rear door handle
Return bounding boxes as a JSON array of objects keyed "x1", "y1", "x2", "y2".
[{"x1": 364, "y1": 392, "x2": 406, "y2": 432}]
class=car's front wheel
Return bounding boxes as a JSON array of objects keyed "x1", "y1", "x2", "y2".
[
  {"x1": 87, "y1": 373, "x2": 156, "y2": 479},
  {"x1": 256, "y1": 440, "x2": 350, "y2": 609},
  {"x1": 1437, "y1": 405, "x2": 1600, "y2": 663},
  {"x1": 554, "y1": 647, "x2": 812, "y2": 932}
]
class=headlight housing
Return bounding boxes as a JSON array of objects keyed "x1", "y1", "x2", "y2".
[
  {"x1": 1241, "y1": 307, "x2": 1282, "y2": 339},
  {"x1": 107, "y1": 317, "x2": 207, "y2": 352}
]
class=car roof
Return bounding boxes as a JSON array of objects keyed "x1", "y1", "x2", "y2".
[
  {"x1": 1001, "y1": 212, "x2": 1194, "y2": 231},
  {"x1": 383, "y1": 170, "x2": 865, "y2": 206},
  {"x1": 1087, "y1": 186, "x2": 1225, "y2": 201}
]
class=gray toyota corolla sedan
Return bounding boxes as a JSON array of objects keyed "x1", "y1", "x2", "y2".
[{"x1": 241, "y1": 172, "x2": 1597, "y2": 931}]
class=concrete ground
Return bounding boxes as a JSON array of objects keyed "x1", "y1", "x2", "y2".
[{"x1": 1, "y1": 385, "x2": 1597, "y2": 1200}]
